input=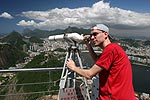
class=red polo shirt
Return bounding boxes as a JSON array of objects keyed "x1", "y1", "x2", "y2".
[{"x1": 96, "y1": 43, "x2": 136, "y2": 100}]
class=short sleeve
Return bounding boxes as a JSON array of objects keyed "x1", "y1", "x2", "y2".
[{"x1": 96, "y1": 44, "x2": 115, "y2": 70}]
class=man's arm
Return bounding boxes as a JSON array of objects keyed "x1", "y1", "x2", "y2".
[
  {"x1": 84, "y1": 35, "x2": 98, "y2": 62},
  {"x1": 66, "y1": 59, "x2": 103, "y2": 79},
  {"x1": 85, "y1": 42, "x2": 98, "y2": 62}
]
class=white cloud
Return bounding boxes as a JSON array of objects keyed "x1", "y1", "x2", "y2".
[
  {"x1": 0, "y1": 12, "x2": 13, "y2": 19},
  {"x1": 17, "y1": 20, "x2": 37, "y2": 27},
  {"x1": 17, "y1": 1, "x2": 150, "y2": 31}
]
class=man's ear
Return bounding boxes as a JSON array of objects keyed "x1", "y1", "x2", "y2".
[{"x1": 104, "y1": 32, "x2": 109, "y2": 36}]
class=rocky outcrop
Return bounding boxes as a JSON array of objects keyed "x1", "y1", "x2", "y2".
[{"x1": 0, "y1": 44, "x2": 27, "y2": 69}]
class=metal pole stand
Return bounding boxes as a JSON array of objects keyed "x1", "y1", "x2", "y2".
[{"x1": 58, "y1": 41, "x2": 91, "y2": 100}]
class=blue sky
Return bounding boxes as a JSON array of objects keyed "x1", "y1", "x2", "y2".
[{"x1": 0, "y1": 0, "x2": 150, "y2": 38}]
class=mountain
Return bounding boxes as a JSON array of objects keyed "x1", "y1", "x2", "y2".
[
  {"x1": 1, "y1": 30, "x2": 44, "y2": 48},
  {"x1": 64, "y1": 26, "x2": 90, "y2": 34},
  {"x1": 0, "y1": 44, "x2": 28, "y2": 69},
  {"x1": 0, "y1": 31, "x2": 26, "y2": 50},
  {"x1": 22, "y1": 28, "x2": 64, "y2": 38},
  {"x1": 0, "y1": 31, "x2": 30, "y2": 69},
  {"x1": 0, "y1": 30, "x2": 46, "y2": 69},
  {"x1": 22, "y1": 26, "x2": 91, "y2": 38}
]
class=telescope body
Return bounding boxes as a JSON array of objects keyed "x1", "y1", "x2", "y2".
[{"x1": 48, "y1": 33, "x2": 84, "y2": 43}]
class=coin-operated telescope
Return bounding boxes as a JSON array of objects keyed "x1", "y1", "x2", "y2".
[
  {"x1": 48, "y1": 33, "x2": 84, "y2": 43},
  {"x1": 49, "y1": 33, "x2": 91, "y2": 100}
]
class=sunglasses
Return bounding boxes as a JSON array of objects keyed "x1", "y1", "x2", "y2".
[
  {"x1": 90, "y1": 32, "x2": 99, "y2": 37},
  {"x1": 90, "y1": 30, "x2": 105, "y2": 37}
]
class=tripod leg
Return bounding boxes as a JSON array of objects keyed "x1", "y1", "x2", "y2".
[
  {"x1": 59, "y1": 49, "x2": 74, "y2": 89},
  {"x1": 65, "y1": 52, "x2": 73, "y2": 88},
  {"x1": 59, "y1": 50, "x2": 73, "y2": 88},
  {"x1": 59, "y1": 52, "x2": 69, "y2": 89},
  {"x1": 76, "y1": 52, "x2": 91, "y2": 100}
]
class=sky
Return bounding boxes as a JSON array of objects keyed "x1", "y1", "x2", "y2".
[{"x1": 0, "y1": 0, "x2": 150, "y2": 38}]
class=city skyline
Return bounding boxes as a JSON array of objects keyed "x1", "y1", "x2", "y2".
[{"x1": 0, "y1": 0, "x2": 150, "y2": 38}]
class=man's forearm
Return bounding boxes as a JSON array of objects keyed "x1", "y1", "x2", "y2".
[
  {"x1": 73, "y1": 67, "x2": 92, "y2": 79},
  {"x1": 85, "y1": 42, "x2": 98, "y2": 62}
]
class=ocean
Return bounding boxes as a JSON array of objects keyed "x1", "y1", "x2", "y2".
[{"x1": 132, "y1": 64, "x2": 150, "y2": 93}]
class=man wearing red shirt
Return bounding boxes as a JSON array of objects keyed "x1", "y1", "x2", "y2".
[{"x1": 66, "y1": 24, "x2": 136, "y2": 100}]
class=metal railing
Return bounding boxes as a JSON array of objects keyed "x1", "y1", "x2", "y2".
[
  {"x1": 0, "y1": 67, "x2": 63, "y2": 99},
  {"x1": 0, "y1": 67, "x2": 63, "y2": 73}
]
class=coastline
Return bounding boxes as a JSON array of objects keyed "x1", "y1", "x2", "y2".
[{"x1": 131, "y1": 62, "x2": 149, "y2": 67}]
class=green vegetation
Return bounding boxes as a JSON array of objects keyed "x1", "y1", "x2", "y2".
[
  {"x1": 0, "y1": 31, "x2": 44, "y2": 69},
  {"x1": 0, "y1": 52, "x2": 64, "y2": 100},
  {"x1": 15, "y1": 52, "x2": 63, "y2": 100},
  {"x1": 29, "y1": 36, "x2": 43, "y2": 43},
  {"x1": 1, "y1": 31, "x2": 26, "y2": 50},
  {"x1": 0, "y1": 44, "x2": 28, "y2": 69},
  {"x1": 54, "y1": 48, "x2": 66, "y2": 52}
]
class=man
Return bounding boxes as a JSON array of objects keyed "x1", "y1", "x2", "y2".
[{"x1": 66, "y1": 24, "x2": 136, "y2": 100}]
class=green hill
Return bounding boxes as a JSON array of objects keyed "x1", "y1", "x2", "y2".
[
  {"x1": 0, "y1": 31, "x2": 28, "y2": 69},
  {"x1": 0, "y1": 43, "x2": 28, "y2": 69},
  {"x1": 0, "y1": 52, "x2": 64, "y2": 100},
  {"x1": 0, "y1": 31, "x2": 45, "y2": 69},
  {"x1": 1, "y1": 31, "x2": 26, "y2": 50},
  {"x1": 29, "y1": 36, "x2": 43, "y2": 43}
]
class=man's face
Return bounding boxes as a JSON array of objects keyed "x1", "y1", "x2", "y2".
[{"x1": 90, "y1": 29, "x2": 107, "y2": 46}]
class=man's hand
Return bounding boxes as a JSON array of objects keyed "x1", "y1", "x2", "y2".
[
  {"x1": 83, "y1": 35, "x2": 91, "y2": 43},
  {"x1": 66, "y1": 59, "x2": 76, "y2": 71}
]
